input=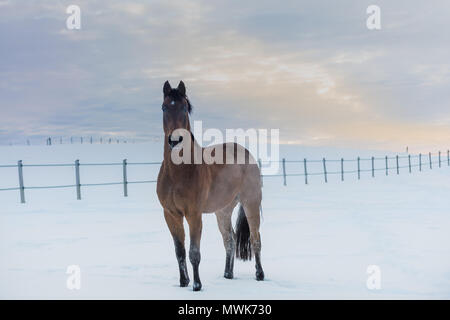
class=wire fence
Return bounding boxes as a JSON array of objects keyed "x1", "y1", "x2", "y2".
[
  {"x1": 0, "y1": 150, "x2": 449, "y2": 203},
  {"x1": 260, "y1": 151, "x2": 449, "y2": 186}
]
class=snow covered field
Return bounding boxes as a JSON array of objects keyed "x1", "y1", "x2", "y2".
[{"x1": 1, "y1": 143, "x2": 449, "y2": 299}]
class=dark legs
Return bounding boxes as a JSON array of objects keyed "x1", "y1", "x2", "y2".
[
  {"x1": 251, "y1": 231, "x2": 265, "y2": 281},
  {"x1": 186, "y1": 214, "x2": 203, "y2": 291},
  {"x1": 215, "y1": 209, "x2": 236, "y2": 279},
  {"x1": 165, "y1": 210, "x2": 203, "y2": 291},
  {"x1": 243, "y1": 202, "x2": 265, "y2": 281},
  {"x1": 164, "y1": 210, "x2": 189, "y2": 287},
  {"x1": 174, "y1": 238, "x2": 190, "y2": 286},
  {"x1": 165, "y1": 199, "x2": 262, "y2": 290}
]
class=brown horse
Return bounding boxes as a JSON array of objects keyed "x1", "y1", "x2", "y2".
[{"x1": 156, "y1": 81, "x2": 264, "y2": 291}]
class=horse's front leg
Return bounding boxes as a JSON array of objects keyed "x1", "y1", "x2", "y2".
[
  {"x1": 186, "y1": 213, "x2": 202, "y2": 291},
  {"x1": 164, "y1": 210, "x2": 189, "y2": 287}
]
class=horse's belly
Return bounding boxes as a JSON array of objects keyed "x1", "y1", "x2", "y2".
[
  {"x1": 202, "y1": 167, "x2": 242, "y2": 213},
  {"x1": 203, "y1": 193, "x2": 237, "y2": 213}
]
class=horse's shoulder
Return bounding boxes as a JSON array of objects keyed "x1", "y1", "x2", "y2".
[{"x1": 157, "y1": 163, "x2": 171, "y2": 197}]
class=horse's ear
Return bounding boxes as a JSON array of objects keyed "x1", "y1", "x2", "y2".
[
  {"x1": 163, "y1": 81, "x2": 172, "y2": 97},
  {"x1": 177, "y1": 81, "x2": 186, "y2": 96}
]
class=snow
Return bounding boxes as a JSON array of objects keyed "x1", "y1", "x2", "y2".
[{"x1": 1, "y1": 143, "x2": 449, "y2": 299}]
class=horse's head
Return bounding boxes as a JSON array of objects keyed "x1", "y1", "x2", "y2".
[{"x1": 161, "y1": 80, "x2": 193, "y2": 149}]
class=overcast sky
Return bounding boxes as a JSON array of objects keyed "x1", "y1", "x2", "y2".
[{"x1": 1, "y1": 0, "x2": 450, "y2": 151}]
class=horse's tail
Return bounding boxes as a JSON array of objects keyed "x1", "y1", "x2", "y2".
[{"x1": 235, "y1": 205, "x2": 252, "y2": 261}]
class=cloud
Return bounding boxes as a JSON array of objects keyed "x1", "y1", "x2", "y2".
[{"x1": 1, "y1": 0, "x2": 450, "y2": 151}]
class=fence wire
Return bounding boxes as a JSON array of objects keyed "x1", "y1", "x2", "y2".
[{"x1": 0, "y1": 151, "x2": 449, "y2": 203}]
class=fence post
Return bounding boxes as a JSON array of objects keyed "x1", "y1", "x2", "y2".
[
  {"x1": 322, "y1": 158, "x2": 327, "y2": 183},
  {"x1": 396, "y1": 155, "x2": 399, "y2": 175},
  {"x1": 439, "y1": 151, "x2": 441, "y2": 168},
  {"x1": 408, "y1": 154, "x2": 411, "y2": 173},
  {"x1": 258, "y1": 159, "x2": 263, "y2": 187},
  {"x1": 341, "y1": 158, "x2": 344, "y2": 182},
  {"x1": 75, "y1": 159, "x2": 81, "y2": 200},
  {"x1": 429, "y1": 152, "x2": 432, "y2": 169},
  {"x1": 357, "y1": 156, "x2": 360, "y2": 180},
  {"x1": 448, "y1": 150, "x2": 449, "y2": 166},
  {"x1": 123, "y1": 159, "x2": 128, "y2": 197},
  {"x1": 385, "y1": 156, "x2": 388, "y2": 176},
  {"x1": 371, "y1": 156, "x2": 375, "y2": 178},
  {"x1": 419, "y1": 153, "x2": 422, "y2": 171},
  {"x1": 303, "y1": 158, "x2": 308, "y2": 185},
  {"x1": 17, "y1": 160, "x2": 25, "y2": 204},
  {"x1": 282, "y1": 158, "x2": 286, "y2": 186}
]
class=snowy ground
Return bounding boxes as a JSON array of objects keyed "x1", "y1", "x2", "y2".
[{"x1": 1, "y1": 143, "x2": 449, "y2": 299}]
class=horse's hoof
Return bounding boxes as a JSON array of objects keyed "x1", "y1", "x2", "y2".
[
  {"x1": 193, "y1": 282, "x2": 202, "y2": 291},
  {"x1": 224, "y1": 271, "x2": 233, "y2": 279},
  {"x1": 256, "y1": 270, "x2": 264, "y2": 281},
  {"x1": 180, "y1": 279, "x2": 190, "y2": 287}
]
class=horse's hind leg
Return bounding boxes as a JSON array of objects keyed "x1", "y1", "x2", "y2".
[
  {"x1": 164, "y1": 209, "x2": 189, "y2": 287},
  {"x1": 215, "y1": 201, "x2": 237, "y2": 279},
  {"x1": 242, "y1": 201, "x2": 265, "y2": 281}
]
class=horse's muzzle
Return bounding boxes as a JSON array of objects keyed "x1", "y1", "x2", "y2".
[{"x1": 168, "y1": 134, "x2": 183, "y2": 149}]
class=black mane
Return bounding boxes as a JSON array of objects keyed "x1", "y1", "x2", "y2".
[{"x1": 167, "y1": 89, "x2": 193, "y2": 114}]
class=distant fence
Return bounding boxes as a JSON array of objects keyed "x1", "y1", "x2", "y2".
[
  {"x1": 0, "y1": 151, "x2": 449, "y2": 203},
  {"x1": 11, "y1": 136, "x2": 162, "y2": 146}
]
